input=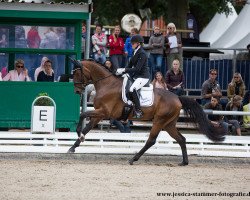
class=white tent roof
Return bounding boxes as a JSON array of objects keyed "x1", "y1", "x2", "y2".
[
  {"x1": 231, "y1": 32, "x2": 250, "y2": 49},
  {"x1": 212, "y1": 0, "x2": 250, "y2": 48},
  {"x1": 199, "y1": 2, "x2": 237, "y2": 45}
]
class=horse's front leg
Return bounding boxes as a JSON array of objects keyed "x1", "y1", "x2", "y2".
[{"x1": 68, "y1": 110, "x2": 105, "y2": 153}]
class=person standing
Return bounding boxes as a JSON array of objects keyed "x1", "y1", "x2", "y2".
[
  {"x1": 115, "y1": 34, "x2": 150, "y2": 118},
  {"x1": 148, "y1": 26, "x2": 165, "y2": 78},
  {"x1": 124, "y1": 28, "x2": 139, "y2": 66},
  {"x1": 27, "y1": 26, "x2": 41, "y2": 49},
  {"x1": 92, "y1": 24, "x2": 107, "y2": 64},
  {"x1": 165, "y1": 22, "x2": 183, "y2": 71},
  {"x1": 108, "y1": 25, "x2": 124, "y2": 69},
  {"x1": 81, "y1": 24, "x2": 86, "y2": 59}
]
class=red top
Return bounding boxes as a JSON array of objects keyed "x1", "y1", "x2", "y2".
[{"x1": 108, "y1": 35, "x2": 124, "y2": 55}]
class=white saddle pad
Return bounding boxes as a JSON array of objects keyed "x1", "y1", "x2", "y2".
[{"x1": 121, "y1": 74, "x2": 154, "y2": 107}]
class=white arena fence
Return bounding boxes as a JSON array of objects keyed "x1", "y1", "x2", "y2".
[{"x1": 0, "y1": 132, "x2": 249, "y2": 158}]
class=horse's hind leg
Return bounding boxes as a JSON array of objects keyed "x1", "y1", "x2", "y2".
[
  {"x1": 164, "y1": 124, "x2": 188, "y2": 166},
  {"x1": 129, "y1": 124, "x2": 161, "y2": 165}
]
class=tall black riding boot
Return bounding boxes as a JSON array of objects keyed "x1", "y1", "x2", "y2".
[{"x1": 130, "y1": 89, "x2": 143, "y2": 119}]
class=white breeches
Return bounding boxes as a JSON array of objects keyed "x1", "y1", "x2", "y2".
[{"x1": 129, "y1": 78, "x2": 149, "y2": 92}]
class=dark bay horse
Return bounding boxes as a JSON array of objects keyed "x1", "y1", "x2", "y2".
[{"x1": 68, "y1": 59, "x2": 225, "y2": 165}]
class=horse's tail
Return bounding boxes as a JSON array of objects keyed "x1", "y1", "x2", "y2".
[{"x1": 178, "y1": 96, "x2": 225, "y2": 142}]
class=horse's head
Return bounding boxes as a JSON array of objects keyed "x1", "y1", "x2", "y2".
[{"x1": 70, "y1": 58, "x2": 90, "y2": 94}]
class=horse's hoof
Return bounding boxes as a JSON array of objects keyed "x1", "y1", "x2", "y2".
[
  {"x1": 128, "y1": 159, "x2": 134, "y2": 165},
  {"x1": 178, "y1": 162, "x2": 188, "y2": 166},
  {"x1": 67, "y1": 147, "x2": 75, "y2": 153}
]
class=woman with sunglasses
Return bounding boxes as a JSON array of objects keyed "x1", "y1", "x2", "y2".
[
  {"x1": 165, "y1": 22, "x2": 183, "y2": 71},
  {"x1": 227, "y1": 72, "x2": 246, "y2": 101},
  {"x1": 3, "y1": 59, "x2": 31, "y2": 81}
]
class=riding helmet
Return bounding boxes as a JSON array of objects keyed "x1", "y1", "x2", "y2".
[{"x1": 131, "y1": 34, "x2": 144, "y2": 44}]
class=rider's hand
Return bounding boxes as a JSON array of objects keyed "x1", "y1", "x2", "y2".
[{"x1": 115, "y1": 68, "x2": 125, "y2": 75}]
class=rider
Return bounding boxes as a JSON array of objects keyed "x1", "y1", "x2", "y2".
[{"x1": 115, "y1": 34, "x2": 150, "y2": 118}]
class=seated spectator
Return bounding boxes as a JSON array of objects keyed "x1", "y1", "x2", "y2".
[
  {"x1": 92, "y1": 24, "x2": 107, "y2": 64},
  {"x1": 236, "y1": 44, "x2": 250, "y2": 60},
  {"x1": 151, "y1": 71, "x2": 168, "y2": 90},
  {"x1": 34, "y1": 56, "x2": 49, "y2": 81},
  {"x1": 201, "y1": 69, "x2": 222, "y2": 106},
  {"x1": 110, "y1": 119, "x2": 131, "y2": 133},
  {"x1": 27, "y1": 26, "x2": 41, "y2": 49},
  {"x1": 37, "y1": 60, "x2": 54, "y2": 82},
  {"x1": 104, "y1": 58, "x2": 116, "y2": 73},
  {"x1": 242, "y1": 90, "x2": 250, "y2": 106},
  {"x1": 204, "y1": 97, "x2": 228, "y2": 133},
  {"x1": 1, "y1": 66, "x2": 8, "y2": 78},
  {"x1": 243, "y1": 95, "x2": 250, "y2": 129},
  {"x1": 227, "y1": 72, "x2": 245, "y2": 101},
  {"x1": 225, "y1": 95, "x2": 243, "y2": 136},
  {"x1": 3, "y1": 59, "x2": 31, "y2": 81},
  {"x1": 165, "y1": 59, "x2": 184, "y2": 96}
]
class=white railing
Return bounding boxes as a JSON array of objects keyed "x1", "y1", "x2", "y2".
[{"x1": 0, "y1": 132, "x2": 249, "y2": 158}]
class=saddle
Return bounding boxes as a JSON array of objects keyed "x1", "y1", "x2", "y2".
[{"x1": 121, "y1": 74, "x2": 154, "y2": 107}]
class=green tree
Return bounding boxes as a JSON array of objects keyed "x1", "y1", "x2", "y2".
[{"x1": 59, "y1": 0, "x2": 243, "y2": 33}]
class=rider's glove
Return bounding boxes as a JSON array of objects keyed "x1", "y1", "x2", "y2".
[{"x1": 115, "y1": 68, "x2": 125, "y2": 75}]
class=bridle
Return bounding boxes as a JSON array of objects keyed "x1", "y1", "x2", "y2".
[{"x1": 72, "y1": 66, "x2": 114, "y2": 90}]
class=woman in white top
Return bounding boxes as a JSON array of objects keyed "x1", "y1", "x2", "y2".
[
  {"x1": 34, "y1": 56, "x2": 49, "y2": 81},
  {"x1": 3, "y1": 59, "x2": 31, "y2": 81}
]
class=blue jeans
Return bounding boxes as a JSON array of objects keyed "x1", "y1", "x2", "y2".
[
  {"x1": 94, "y1": 53, "x2": 106, "y2": 64},
  {"x1": 111, "y1": 54, "x2": 123, "y2": 68},
  {"x1": 149, "y1": 54, "x2": 163, "y2": 78},
  {"x1": 111, "y1": 119, "x2": 131, "y2": 133}
]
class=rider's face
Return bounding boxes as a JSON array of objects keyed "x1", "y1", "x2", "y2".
[{"x1": 132, "y1": 42, "x2": 139, "y2": 50}]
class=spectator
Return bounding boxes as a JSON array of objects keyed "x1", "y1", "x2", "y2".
[
  {"x1": 124, "y1": 28, "x2": 139, "y2": 66},
  {"x1": 227, "y1": 72, "x2": 245, "y2": 101},
  {"x1": 37, "y1": 60, "x2": 54, "y2": 82},
  {"x1": 165, "y1": 59, "x2": 184, "y2": 96},
  {"x1": 104, "y1": 58, "x2": 116, "y2": 73},
  {"x1": 242, "y1": 91, "x2": 250, "y2": 106},
  {"x1": 201, "y1": 69, "x2": 222, "y2": 106},
  {"x1": 34, "y1": 56, "x2": 49, "y2": 81},
  {"x1": 40, "y1": 27, "x2": 59, "y2": 49},
  {"x1": 3, "y1": 59, "x2": 31, "y2": 81},
  {"x1": 108, "y1": 25, "x2": 124, "y2": 69},
  {"x1": 56, "y1": 27, "x2": 66, "y2": 49},
  {"x1": 0, "y1": 71, "x2": 2, "y2": 81},
  {"x1": 15, "y1": 26, "x2": 27, "y2": 48},
  {"x1": 236, "y1": 44, "x2": 250, "y2": 60},
  {"x1": 225, "y1": 95, "x2": 243, "y2": 136},
  {"x1": 110, "y1": 119, "x2": 131, "y2": 133},
  {"x1": 165, "y1": 22, "x2": 183, "y2": 70},
  {"x1": 148, "y1": 26, "x2": 165, "y2": 78},
  {"x1": 204, "y1": 97, "x2": 228, "y2": 133},
  {"x1": 0, "y1": 28, "x2": 8, "y2": 48},
  {"x1": 81, "y1": 24, "x2": 87, "y2": 59},
  {"x1": 1, "y1": 67, "x2": 7, "y2": 78},
  {"x1": 92, "y1": 24, "x2": 107, "y2": 64},
  {"x1": 151, "y1": 71, "x2": 168, "y2": 90},
  {"x1": 27, "y1": 26, "x2": 41, "y2": 49},
  {"x1": 243, "y1": 95, "x2": 250, "y2": 129}
]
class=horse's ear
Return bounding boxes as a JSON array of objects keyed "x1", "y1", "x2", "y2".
[{"x1": 69, "y1": 57, "x2": 82, "y2": 70}]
